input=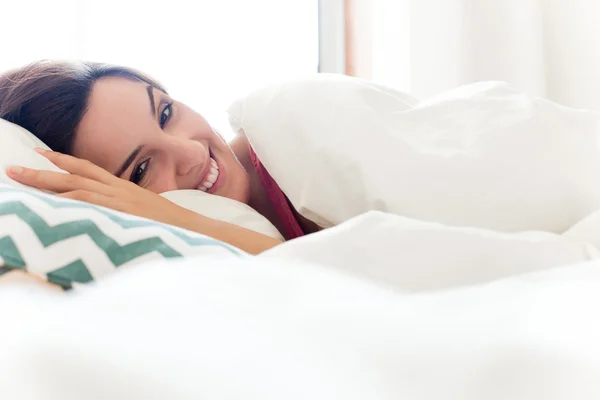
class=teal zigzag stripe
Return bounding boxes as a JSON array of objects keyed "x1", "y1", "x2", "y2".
[
  {"x1": 0, "y1": 234, "x2": 24, "y2": 278},
  {"x1": 0, "y1": 186, "x2": 242, "y2": 287},
  {"x1": 47, "y1": 259, "x2": 93, "y2": 288},
  {"x1": 0, "y1": 198, "x2": 241, "y2": 287},
  {"x1": 0, "y1": 235, "x2": 25, "y2": 268},
  {"x1": 0, "y1": 187, "x2": 241, "y2": 255},
  {"x1": 0, "y1": 201, "x2": 184, "y2": 264}
]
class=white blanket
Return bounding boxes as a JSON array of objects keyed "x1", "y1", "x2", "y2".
[
  {"x1": 264, "y1": 211, "x2": 600, "y2": 292},
  {"x1": 1, "y1": 255, "x2": 600, "y2": 399},
  {"x1": 230, "y1": 75, "x2": 600, "y2": 233},
  {"x1": 231, "y1": 74, "x2": 600, "y2": 292}
]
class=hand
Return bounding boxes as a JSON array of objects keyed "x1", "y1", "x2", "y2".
[
  {"x1": 6, "y1": 149, "x2": 194, "y2": 228},
  {"x1": 6, "y1": 148, "x2": 283, "y2": 254}
]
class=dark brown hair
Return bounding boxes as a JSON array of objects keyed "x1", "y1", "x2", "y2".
[{"x1": 0, "y1": 60, "x2": 165, "y2": 154}]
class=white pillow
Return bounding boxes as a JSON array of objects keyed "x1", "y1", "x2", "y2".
[
  {"x1": 227, "y1": 74, "x2": 600, "y2": 233},
  {"x1": 160, "y1": 190, "x2": 284, "y2": 240},
  {"x1": 0, "y1": 119, "x2": 64, "y2": 188},
  {"x1": 0, "y1": 119, "x2": 282, "y2": 239}
]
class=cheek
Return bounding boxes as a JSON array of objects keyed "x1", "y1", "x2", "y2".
[
  {"x1": 146, "y1": 162, "x2": 178, "y2": 194},
  {"x1": 146, "y1": 182, "x2": 175, "y2": 194}
]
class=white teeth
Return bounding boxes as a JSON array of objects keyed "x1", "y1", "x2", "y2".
[
  {"x1": 197, "y1": 157, "x2": 220, "y2": 192},
  {"x1": 206, "y1": 173, "x2": 217, "y2": 183}
]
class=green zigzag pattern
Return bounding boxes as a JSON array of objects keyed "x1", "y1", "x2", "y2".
[
  {"x1": 0, "y1": 201, "x2": 184, "y2": 259},
  {"x1": 0, "y1": 186, "x2": 243, "y2": 287},
  {"x1": 0, "y1": 235, "x2": 25, "y2": 268},
  {"x1": 0, "y1": 186, "x2": 240, "y2": 252}
]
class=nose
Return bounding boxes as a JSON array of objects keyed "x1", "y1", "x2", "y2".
[{"x1": 163, "y1": 135, "x2": 208, "y2": 188}]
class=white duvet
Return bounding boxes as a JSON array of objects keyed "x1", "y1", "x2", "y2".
[
  {"x1": 230, "y1": 75, "x2": 600, "y2": 233},
  {"x1": 1, "y1": 254, "x2": 600, "y2": 399}
]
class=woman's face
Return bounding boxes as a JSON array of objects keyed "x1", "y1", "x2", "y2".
[{"x1": 73, "y1": 77, "x2": 250, "y2": 203}]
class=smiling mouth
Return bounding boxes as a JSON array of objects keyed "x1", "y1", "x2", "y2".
[{"x1": 197, "y1": 156, "x2": 219, "y2": 192}]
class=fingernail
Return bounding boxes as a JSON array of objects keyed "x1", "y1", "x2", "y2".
[
  {"x1": 34, "y1": 148, "x2": 48, "y2": 154},
  {"x1": 7, "y1": 166, "x2": 23, "y2": 175}
]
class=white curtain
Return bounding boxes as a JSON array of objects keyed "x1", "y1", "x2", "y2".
[
  {"x1": 0, "y1": 0, "x2": 318, "y2": 137},
  {"x1": 369, "y1": 0, "x2": 600, "y2": 110}
]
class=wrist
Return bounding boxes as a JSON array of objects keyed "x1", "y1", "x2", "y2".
[{"x1": 170, "y1": 206, "x2": 282, "y2": 254}]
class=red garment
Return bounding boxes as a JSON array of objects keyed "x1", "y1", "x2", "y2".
[{"x1": 249, "y1": 145, "x2": 305, "y2": 240}]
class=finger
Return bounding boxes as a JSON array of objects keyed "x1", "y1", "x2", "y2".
[
  {"x1": 58, "y1": 190, "x2": 109, "y2": 205},
  {"x1": 35, "y1": 148, "x2": 118, "y2": 185},
  {"x1": 58, "y1": 190, "x2": 130, "y2": 214},
  {"x1": 6, "y1": 166, "x2": 112, "y2": 195}
]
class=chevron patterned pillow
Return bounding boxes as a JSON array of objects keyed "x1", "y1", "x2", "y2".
[{"x1": 0, "y1": 184, "x2": 245, "y2": 289}]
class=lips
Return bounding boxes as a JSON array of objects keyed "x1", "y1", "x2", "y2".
[{"x1": 197, "y1": 157, "x2": 219, "y2": 192}]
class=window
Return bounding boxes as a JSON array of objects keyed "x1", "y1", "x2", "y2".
[{"x1": 1, "y1": 0, "x2": 319, "y2": 137}]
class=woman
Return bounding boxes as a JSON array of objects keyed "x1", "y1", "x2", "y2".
[{"x1": 0, "y1": 61, "x2": 319, "y2": 254}]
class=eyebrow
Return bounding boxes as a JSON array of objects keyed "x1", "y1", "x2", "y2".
[
  {"x1": 115, "y1": 145, "x2": 144, "y2": 178},
  {"x1": 146, "y1": 85, "x2": 156, "y2": 117}
]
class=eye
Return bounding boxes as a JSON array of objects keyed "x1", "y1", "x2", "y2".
[
  {"x1": 130, "y1": 159, "x2": 150, "y2": 185},
  {"x1": 160, "y1": 102, "x2": 173, "y2": 128}
]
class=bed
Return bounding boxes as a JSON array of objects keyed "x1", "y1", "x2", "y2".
[{"x1": 2, "y1": 74, "x2": 600, "y2": 399}]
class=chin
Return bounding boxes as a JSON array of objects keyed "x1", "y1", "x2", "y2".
[
  {"x1": 218, "y1": 175, "x2": 251, "y2": 205},
  {"x1": 232, "y1": 182, "x2": 252, "y2": 204}
]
